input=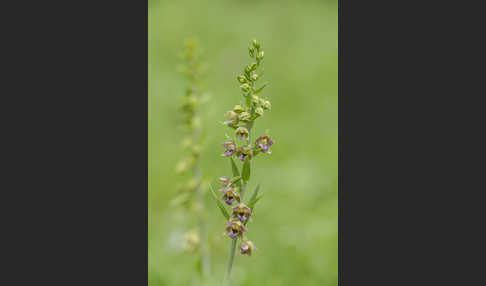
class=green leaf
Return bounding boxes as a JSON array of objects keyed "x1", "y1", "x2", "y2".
[
  {"x1": 245, "y1": 187, "x2": 263, "y2": 226},
  {"x1": 231, "y1": 176, "x2": 242, "y2": 184},
  {"x1": 247, "y1": 184, "x2": 260, "y2": 205},
  {"x1": 242, "y1": 156, "x2": 250, "y2": 182},
  {"x1": 209, "y1": 185, "x2": 230, "y2": 220},
  {"x1": 248, "y1": 194, "x2": 263, "y2": 210},
  {"x1": 230, "y1": 157, "x2": 240, "y2": 177},
  {"x1": 253, "y1": 82, "x2": 268, "y2": 95}
]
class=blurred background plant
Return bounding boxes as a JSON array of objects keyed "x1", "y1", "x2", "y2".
[
  {"x1": 171, "y1": 39, "x2": 211, "y2": 283},
  {"x1": 149, "y1": 0, "x2": 337, "y2": 285}
]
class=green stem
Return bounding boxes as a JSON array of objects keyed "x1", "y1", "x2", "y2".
[
  {"x1": 223, "y1": 238, "x2": 238, "y2": 286},
  {"x1": 240, "y1": 180, "x2": 248, "y2": 201}
]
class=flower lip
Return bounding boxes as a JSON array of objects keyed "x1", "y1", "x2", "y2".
[
  {"x1": 222, "y1": 141, "x2": 237, "y2": 157},
  {"x1": 255, "y1": 134, "x2": 274, "y2": 154},
  {"x1": 222, "y1": 188, "x2": 240, "y2": 206},
  {"x1": 232, "y1": 203, "x2": 252, "y2": 223},
  {"x1": 225, "y1": 220, "x2": 247, "y2": 239},
  {"x1": 240, "y1": 240, "x2": 255, "y2": 255},
  {"x1": 237, "y1": 146, "x2": 253, "y2": 162}
]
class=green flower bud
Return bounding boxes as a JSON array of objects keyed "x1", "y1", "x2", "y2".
[
  {"x1": 263, "y1": 100, "x2": 271, "y2": 110},
  {"x1": 239, "y1": 111, "x2": 251, "y2": 122},
  {"x1": 225, "y1": 110, "x2": 239, "y2": 120},
  {"x1": 240, "y1": 83, "x2": 250, "y2": 93},
  {"x1": 250, "y1": 63, "x2": 258, "y2": 71},
  {"x1": 244, "y1": 65, "x2": 252, "y2": 74},
  {"x1": 256, "y1": 51, "x2": 264, "y2": 60},
  {"x1": 233, "y1": 104, "x2": 245, "y2": 113},
  {"x1": 248, "y1": 47, "x2": 255, "y2": 58},
  {"x1": 224, "y1": 111, "x2": 239, "y2": 126},
  {"x1": 251, "y1": 73, "x2": 259, "y2": 81},
  {"x1": 237, "y1": 75, "x2": 246, "y2": 84},
  {"x1": 255, "y1": 107, "x2": 264, "y2": 117},
  {"x1": 252, "y1": 95, "x2": 260, "y2": 105},
  {"x1": 252, "y1": 39, "x2": 260, "y2": 50}
]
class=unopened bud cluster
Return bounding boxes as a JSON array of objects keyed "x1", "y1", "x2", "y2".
[{"x1": 222, "y1": 40, "x2": 274, "y2": 162}]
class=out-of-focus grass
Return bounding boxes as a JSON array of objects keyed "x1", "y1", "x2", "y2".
[{"x1": 149, "y1": 0, "x2": 337, "y2": 285}]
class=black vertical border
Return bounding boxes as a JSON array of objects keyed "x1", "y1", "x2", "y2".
[
  {"x1": 2, "y1": 1, "x2": 148, "y2": 284},
  {"x1": 338, "y1": 1, "x2": 481, "y2": 285}
]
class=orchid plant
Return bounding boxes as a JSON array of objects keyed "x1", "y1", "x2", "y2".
[{"x1": 210, "y1": 39, "x2": 273, "y2": 286}]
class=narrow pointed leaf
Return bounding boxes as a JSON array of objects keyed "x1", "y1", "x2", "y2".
[
  {"x1": 209, "y1": 185, "x2": 230, "y2": 220},
  {"x1": 247, "y1": 184, "x2": 260, "y2": 205},
  {"x1": 230, "y1": 157, "x2": 240, "y2": 177},
  {"x1": 245, "y1": 191, "x2": 263, "y2": 226},
  {"x1": 231, "y1": 176, "x2": 242, "y2": 184},
  {"x1": 242, "y1": 156, "x2": 250, "y2": 182},
  {"x1": 248, "y1": 194, "x2": 263, "y2": 210},
  {"x1": 253, "y1": 82, "x2": 268, "y2": 95}
]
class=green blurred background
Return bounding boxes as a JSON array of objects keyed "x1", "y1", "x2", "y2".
[{"x1": 149, "y1": 0, "x2": 337, "y2": 285}]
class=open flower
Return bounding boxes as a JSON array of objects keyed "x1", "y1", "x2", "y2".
[
  {"x1": 232, "y1": 203, "x2": 252, "y2": 223},
  {"x1": 240, "y1": 240, "x2": 256, "y2": 255},
  {"x1": 225, "y1": 221, "x2": 247, "y2": 239},
  {"x1": 218, "y1": 176, "x2": 231, "y2": 187},
  {"x1": 221, "y1": 187, "x2": 241, "y2": 206},
  {"x1": 235, "y1": 127, "x2": 249, "y2": 141},
  {"x1": 255, "y1": 134, "x2": 274, "y2": 154},
  {"x1": 236, "y1": 146, "x2": 253, "y2": 162},
  {"x1": 222, "y1": 141, "x2": 237, "y2": 157}
]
